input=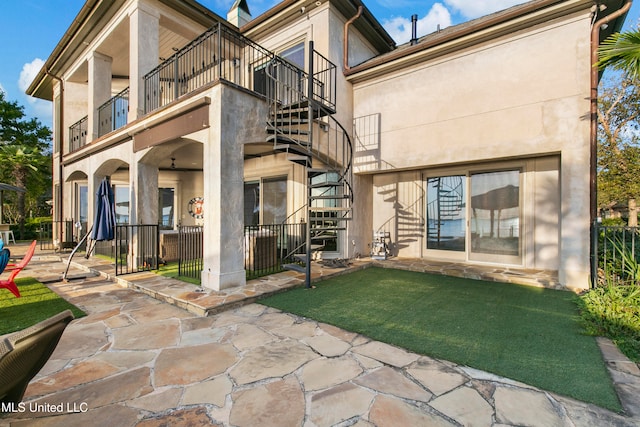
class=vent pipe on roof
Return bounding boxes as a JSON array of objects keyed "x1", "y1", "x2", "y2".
[{"x1": 410, "y1": 14, "x2": 418, "y2": 45}]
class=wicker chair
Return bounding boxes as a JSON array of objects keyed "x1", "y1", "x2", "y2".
[{"x1": 0, "y1": 310, "x2": 74, "y2": 405}]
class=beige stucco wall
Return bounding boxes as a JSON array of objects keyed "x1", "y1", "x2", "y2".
[{"x1": 353, "y1": 10, "x2": 592, "y2": 289}]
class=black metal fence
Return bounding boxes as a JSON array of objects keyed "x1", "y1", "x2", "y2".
[
  {"x1": 114, "y1": 224, "x2": 159, "y2": 275},
  {"x1": 98, "y1": 87, "x2": 129, "y2": 137},
  {"x1": 68, "y1": 115, "x2": 88, "y2": 152},
  {"x1": 178, "y1": 225, "x2": 203, "y2": 280},
  {"x1": 244, "y1": 223, "x2": 305, "y2": 278},
  {"x1": 593, "y1": 224, "x2": 640, "y2": 287},
  {"x1": 144, "y1": 23, "x2": 275, "y2": 113},
  {"x1": 38, "y1": 220, "x2": 84, "y2": 251}
]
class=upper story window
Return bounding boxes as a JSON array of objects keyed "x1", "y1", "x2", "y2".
[{"x1": 279, "y1": 42, "x2": 305, "y2": 69}]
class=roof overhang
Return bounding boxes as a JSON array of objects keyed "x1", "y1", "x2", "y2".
[
  {"x1": 26, "y1": 0, "x2": 227, "y2": 101},
  {"x1": 344, "y1": 0, "x2": 630, "y2": 83}
]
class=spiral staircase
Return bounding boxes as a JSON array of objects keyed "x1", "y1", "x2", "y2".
[{"x1": 264, "y1": 42, "x2": 353, "y2": 287}]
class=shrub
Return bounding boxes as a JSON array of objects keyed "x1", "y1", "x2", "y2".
[
  {"x1": 578, "y1": 284, "x2": 640, "y2": 362},
  {"x1": 579, "y1": 236, "x2": 640, "y2": 362}
]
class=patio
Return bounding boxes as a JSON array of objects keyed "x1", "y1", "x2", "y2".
[{"x1": 1, "y1": 242, "x2": 639, "y2": 425}]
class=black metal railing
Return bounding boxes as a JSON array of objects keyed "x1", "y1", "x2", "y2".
[
  {"x1": 114, "y1": 224, "x2": 159, "y2": 275},
  {"x1": 98, "y1": 87, "x2": 129, "y2": 137},
  {"x1": 178, "y1": 225, "x2": 203, "y2": 280},
  {"x1": 144, "y1": 23, "x2": 275, "y2": 113},
  {"x1": 593, "y1": 224, "x2": 640, "y2": 287},
  {"x1": 244, "y1": 223, "x2": 305, "y2": 278},
  {"x1": 69, "y1": 116, "x2": 88, "y2": 152},
  {"x1": 311, "y1": 48, "x2": 336, "y2": 111},
  {"x1": 38, "y1": 220, "x2": 82, "y2": 251}
]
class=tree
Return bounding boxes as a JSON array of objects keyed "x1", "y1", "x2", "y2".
[
  {"x1": 597, "y1": 74, "x2": 640, "y2": 225},
  {"x1": 597, "y1": 28, "x2": 640, "y2": 80},
  {"x1": 0, "y1": 90, "x2": 52, "y2": 238}
]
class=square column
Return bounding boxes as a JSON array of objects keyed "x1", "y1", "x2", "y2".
[
  {"x1": 88, "y1": 51, "x2": 112, "y2": 141},
  {"x1": 201, "y1": 87, "x2": 247, "y2": 290},
  {"x1": 129, "y1": 2, "x2": 159, "y2": 120}
]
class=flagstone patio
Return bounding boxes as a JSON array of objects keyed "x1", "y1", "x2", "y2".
[{"x1": 1, "y1": 243, "x2": 638, "y2": 426}]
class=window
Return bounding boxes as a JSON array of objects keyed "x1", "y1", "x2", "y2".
[
  {"x1": 310, "y1": 172, "x2": 341, "y2": 252},
  {"x1": 280, "y1": 42, "x2": 305, "y2": 68},
  {"x1": 470, "y1": 170, "x2": 520, "y2": 259},
  {"x1": 113, "y1": 185, "x2": 130, "y2": 224},
  {"x1": 253, "y1": 41, "x2": 305, "y2": 97},
  {"x1": 76, "y1": 184, "x2": 88, "y2": 224},
  {"x1": 158, "y1": 188, "x2": 175, "y2": 229},
  {"x1": 426, "y1": 176, "x2": 465, "y2": 252},
  {"x1": 244, "y1": 177, "x2": 287, "y2": 225},
  {"x1": 426, "y1": 169, "x2": 522, "y2": 264}
]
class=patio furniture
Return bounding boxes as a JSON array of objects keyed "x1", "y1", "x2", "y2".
[
  {"x1": 0, "y1": 310, "x2": 74, "y2": 404},
  {"x1": 0, "y1": 224, "x2": 15, "y2": 245},
  {"x1": 1, "y1": 240, "x2": 36, "y2": 298},
  {"x1": 245, "y1": 229, "x2": 278, "y2": 270}
]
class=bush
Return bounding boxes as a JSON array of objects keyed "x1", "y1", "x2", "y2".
[
  {"x1": 581, "y1": 234, "x2": 640, "y2": 362},
  {"x1": 578, "y1": 284, "x2": 640, "y2": 362}
]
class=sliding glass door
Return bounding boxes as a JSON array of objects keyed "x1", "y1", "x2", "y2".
[
  {"x1": 469, "y1": 170, "x2": 521, "y2": 263},
  {"x1": 426, "y1": 169, "x2": 522, "y2": 265}
]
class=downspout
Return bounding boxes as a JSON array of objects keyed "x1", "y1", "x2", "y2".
[
  {"x1": 343, "y1": 5, "x2": 364, "y2": 71},
  {"x1": 589, "y1": 0, "x2": 632, "y2": 287},
  {"x1": 45, "y1": 69, "x2": 65, "y2": 243}
]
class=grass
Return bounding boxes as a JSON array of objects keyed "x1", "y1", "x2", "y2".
[
  {"x1": 0, "y1": 277, "x2": 86, "y2": 335},
  {"x1": 156, "y1": 262, "x2": 202, "y2": 286},
  {"x1": 259, "y1": 267, "x2": 622, "y2": 412}
]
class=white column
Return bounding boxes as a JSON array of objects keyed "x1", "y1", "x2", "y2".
[
  {"x1": 129, "y1": 2, "x2": 159, "y2": 120},
  {"x1": 87, "y1": 51, "x2": 112, "y2": 141},
  {"x1": 559, "y1": 150, "x2": 591, "y2": 291}
]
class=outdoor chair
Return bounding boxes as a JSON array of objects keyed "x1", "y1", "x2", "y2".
[
  {"x1": 0, "y1": 240, "x2": 37, "y2": 298},
  {"x1": 0, "y1": 310, "x2": 74, "y2": 405}
]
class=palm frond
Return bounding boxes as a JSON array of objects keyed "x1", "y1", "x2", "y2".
[{"x1": 597, "y1": 30, "x2": 640, "y2": 80}]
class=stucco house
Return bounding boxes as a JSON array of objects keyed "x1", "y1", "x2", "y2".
[{"x1": 27, "y1": 0, "x2": 629, "y2": 291}]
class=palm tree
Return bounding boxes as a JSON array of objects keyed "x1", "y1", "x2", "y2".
[
  {"x1": 597, "y1": 28, "x2": 640, "y2": 79},
  {"x1": 0, "y1": 144, "x2": 49, "y2": 239}
]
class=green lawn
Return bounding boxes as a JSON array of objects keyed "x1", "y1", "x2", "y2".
[
  {"x1": 0, "y1": 277, "x2": 86, "y2": 335},
  {"x1": 156, "y1": 262, "x2": 202, "y2": 286},
  {"x1": 259, "y1": 267, "x2": 622, "y2": 412}
]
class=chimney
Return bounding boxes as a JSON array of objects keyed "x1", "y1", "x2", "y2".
[
  {"x1": 227, "y1": 0, "x2": 251, "y2": 27},
  {"x1": 410, "y1": 14, "x2": 418, "y2": 45}
]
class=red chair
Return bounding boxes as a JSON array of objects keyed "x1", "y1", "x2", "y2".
[{"x1": 0, "y1": 240, "x2": 37, "y2": 298}]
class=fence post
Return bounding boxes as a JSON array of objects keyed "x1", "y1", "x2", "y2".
[{"x1": 590, "y1": 219, "x2": 598, "y2": 289}]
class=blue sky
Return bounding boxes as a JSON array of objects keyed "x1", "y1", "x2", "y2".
[{"x1": 1, "y1": 0, "x2": 639, "y2": 130}]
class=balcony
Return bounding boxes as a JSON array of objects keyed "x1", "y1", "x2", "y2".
[
  {"x1": 98, "y1": 87, "x2": 129, "y2": 137},
  {"x1": 144, "y1": 23, "x2": 275, "y2": 113},
  {"x1": 69, "y1": 115, "x2": 88, "y2": 153}
]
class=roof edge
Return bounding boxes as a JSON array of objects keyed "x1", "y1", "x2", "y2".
[{"x1": 344, "y1": 0, "x2": 597, "y2": 79}]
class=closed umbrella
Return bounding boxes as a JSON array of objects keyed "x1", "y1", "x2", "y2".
[
  {"x1": 63, "y1": 177, "x2": 116, "y2": 280},
  {"x1": 91, "y1": 178, "x2": 116, "y2": 241}
]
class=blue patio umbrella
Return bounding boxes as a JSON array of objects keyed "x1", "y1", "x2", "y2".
[{"x1": 90, "y1": 177, "x2": 116, "y2": 241}]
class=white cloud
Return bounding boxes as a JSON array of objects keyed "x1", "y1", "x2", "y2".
[
  {"x1": 444, "y1": 0, "x2": 527, "y2": 20},
  {"x1": 382, "y1": 3, "x2": 452, "y2": 45},
  {"x1": 19, "y1": 58, "x2": 45, "y2": 94},
  {"x1": 18, "y1": 58, "x2": 52, "y2": 126}
]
